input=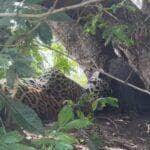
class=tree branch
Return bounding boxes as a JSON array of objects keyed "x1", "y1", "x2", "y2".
[{"x1": 0, "y1": 0, "x2": 102, "y2": 18}]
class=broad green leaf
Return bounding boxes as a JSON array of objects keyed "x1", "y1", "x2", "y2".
[
  {"x1": 0, "y1": 131, "x2": 23, "y2": 144},
  {"x1": 63, "y1": 119, "x2": 92, "y2": 131},
  {"x1": 0, "y1": 143, "x2": 36, "y2": 150},
  {"x1": 31, "y1": 138, "x2": 54, "y2": 147},
  {"x1": 0, "y1": 94, "x2": 43, "y2": 134},
  {"x1": 58, "y1": 106, "x2": 74, "y2": 127},
  {"x1": 10, "y1": 101, "x2": 44, "y2": 134},
  {"x1": 55, "y1": 141, "x2": 73, "y2": 150},
  {"x1": 55, "y1": 133, "x2": 77, "y2": 145},
  {"x1": 36, "y1": 23, "x2": 52, "y2": 45},
  {"x1": 100, "y1": 97, "x2": 119, "y2": 108},
  {"x1": 54, "y1": 56, "x2": 72, "y2": 75},
  {"x1": 14, "y1": 59, "x2": 35, "y2": 78},
  {"x1": 32, "y1": 132, "x2": 77, "y2": 149},
  {"x1": 94, "y1": 97, "x2": 119, "y2": 109},
  {"x1": 76, "y1": 110, "x2": 85, "y2": 119}
]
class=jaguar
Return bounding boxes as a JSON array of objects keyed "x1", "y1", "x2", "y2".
[
  {"x1": 13, "y1": 69, "x2": 88, "y2": 121},
  {"x1": 12, "y1": 69, "x2": 111, "y2": 121}
]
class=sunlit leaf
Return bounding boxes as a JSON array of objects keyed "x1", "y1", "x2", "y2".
[
  {"x1": 93, "y1": 97, "x2": 119, "y2": 110},
  {"x1": 76, "y1": 110, "x2": 85, "y2": 119},
  {"x1": 62, "y1": 119, "x2": 92, "y2": 131},
  {"x1": 58, "y1": 106, "x2": 74, "y2": 127}
]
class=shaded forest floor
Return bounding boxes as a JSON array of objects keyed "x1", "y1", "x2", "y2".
[
  {"x1": 73, "y1": 111, "x2": 150, "y2": 150},
  {"x1": 21, "y1": 110, "x2": 150, "y2": 149}
]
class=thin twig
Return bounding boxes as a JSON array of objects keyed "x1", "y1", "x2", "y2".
[
  {"x1": 101, "y1": 69, "x2": 150, "y2": 96},
  {"x1": 90, "y1": 57, "x2": 150, "y2": 96}
]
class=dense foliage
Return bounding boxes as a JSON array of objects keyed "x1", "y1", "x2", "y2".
[{"x1": 0, "y1": 0, "x2": 147, "y2": 149}]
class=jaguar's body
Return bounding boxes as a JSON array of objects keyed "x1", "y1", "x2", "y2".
[
  {"x1": 13, "y1": 69, "x2": 88, "y2": 121},
  {"x1": 13, "y1": 82, "x2": 63, "y2": 121},
  {"x1": 12, "y1": 69, "x2": 111, "y2": 121},
  {"x1": 43, "y1": 69, "x2": 86, "y2": 102}
]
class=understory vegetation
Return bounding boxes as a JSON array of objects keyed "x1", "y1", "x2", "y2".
[{"x1": 0, "y1": 0, "x2": 149, "y2": 149}]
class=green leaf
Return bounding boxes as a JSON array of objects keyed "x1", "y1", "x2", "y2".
[
  {"x1": 101, "y1": 97, "x2": 119, "y2": 108},
  {"x1": 10, "y1": 101, "x2": 44, "y2": 134},
  {"x1": 32, "y1": 132, "x2": 77, "y2": 149},
  {"x1": 55, "y1": 141, "x2": 73, "y2": 150},
  {"x1": 6, "y1": 56, "x2": 35, "y2": 81},
  {"x1": 76, "y1": 110, "x2": 85, "y2": 119},
  {"x1": 112, "y1": 26, "x2": 134, "y2": 46},
  {"x1": 63, "y1": 119, "x2": 92, "y2": 131},
  {"x1": 0, "y1": 143, "x2": 36, "y2": 150},
  {"x1": 94, "y1": 97, "x2": 119, "y2": 110},
  {"x1": 31, "y1": 139, "x2": 54, "y2": 148},
  {"x1": 36, "y1": 23, "x2": 52, "y2": 45},
  {"x1": 8, "y1": 143, "x2": 36, "y2": 150},
  {"x1": 55, "y1": 133, "x2": 77, "y2": 145},
  {"x1": 58, "y1": 106, "x2": 74, "y2": 127},
  {"x1": 0, "y1": 131, "x2": 23, "y2": 144},
  {"x1": 102, "y1": 25, "x2": 134, "y2": 46},
  {"x1": 0, "y1": 94, "x2": 43, "y2": 134}
]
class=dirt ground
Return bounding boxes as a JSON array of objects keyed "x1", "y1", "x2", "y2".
[
  {"x1": 75, "y1": 111, "x2": 150, "y2": 150},
  {"x1": 23, "y1": 110, "x2": 150, "y2": 150}
]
